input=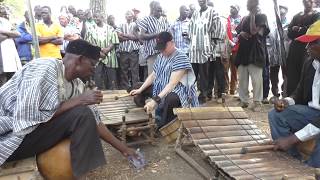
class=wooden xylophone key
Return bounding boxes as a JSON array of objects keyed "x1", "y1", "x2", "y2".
[{"x1": 240, "y1": 145, "x2": 275, "y2": 154}]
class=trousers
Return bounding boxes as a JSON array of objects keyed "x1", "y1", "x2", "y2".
[
  {"x1": 268, "y1": 105, "x2": 320, "y2": 167},
  {"x1": 7, "y1": 106, "x2": 106, "y2": 177},
  {"x1": 238, "y1": 64, "x2": 263, "y2": 103}
]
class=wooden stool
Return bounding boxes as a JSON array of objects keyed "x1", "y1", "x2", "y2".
[
  {"x1": 37, "y1": 139, "x2": 74, "y2": 180},
  {"x1": 297, "y1": 139, "x2": 316, "y2": 160}
]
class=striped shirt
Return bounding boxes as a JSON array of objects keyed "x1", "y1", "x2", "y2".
[
  {"x1": 0, "y1": 59, "x2": 101, "y2": 165},
  {"x1": 116, "y1": 22, "x2": 140, "y2": 52},
  {"x1": 85, "y1": 24, "x2": 119, "y2": 68},
  {"x1": 153, "y1": 50, "x2": 199, "y2": 107},
  {"x1": 189, "y1": 7, "x2": 225, "y2": 63},
  {"x1": 170, "y1": 18, "x2": 190, "y2": 54},
  {"x1": 137, "y1": 16, "x2": 170, "y2": 59}
]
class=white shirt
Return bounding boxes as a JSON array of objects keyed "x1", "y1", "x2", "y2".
[{"x1": 285, "y1": 60, "x2": 320, "y2": 141}]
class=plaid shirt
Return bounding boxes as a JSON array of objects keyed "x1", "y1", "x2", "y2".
[
  {"x1": 0, "y1": 59, "x2": 101, "y2": 165},
  {"x1": 170, "y1": 18, "x2": 190, "y2": 54}
]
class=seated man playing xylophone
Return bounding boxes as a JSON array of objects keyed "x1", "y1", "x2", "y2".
[
  {"x1": 268, "y1": 20, "x2": 320, "y2": 168},
  {"x1": 130, "y1": 31, "x2": 199, "y2": 129},
  {"x1": 0, "y1": 39, "x2": 137, "y2": 178}
]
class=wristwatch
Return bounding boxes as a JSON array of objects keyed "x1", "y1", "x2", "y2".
[{"x1": 152, "y1": 96, "x2": 161, "y2": 104}]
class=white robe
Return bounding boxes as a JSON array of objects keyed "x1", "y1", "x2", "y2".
[{"x1": 0, "y1": 17, "x2": 21, "y2": 73}]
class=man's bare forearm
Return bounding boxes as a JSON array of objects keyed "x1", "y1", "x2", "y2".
[
  {"x1": 97, "y1": 123, "x2": 129, "y2": 154},
  {"x1": 139, "y1": 32, "x2": 158, "y2": 40},
  {"x1": 0, "y1": 30, "x2": 20, "y2": 38},
  {"x1": 158, "y1": 70, "x2": 186, "y2": 98},
  {"x1": 139, "y1": 72, "x2": 155, "y2": 91}
]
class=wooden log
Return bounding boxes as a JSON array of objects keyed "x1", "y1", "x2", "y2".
[{"x1": 241, "y1": 145, "x2": 275, "y2": 154}]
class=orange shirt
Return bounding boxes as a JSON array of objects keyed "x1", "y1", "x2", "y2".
[{"x1": 36, "y1": 22, "x2": 63, "y2": 59}]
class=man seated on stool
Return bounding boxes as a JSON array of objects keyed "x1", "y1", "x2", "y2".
[
  {"x1": 0, "y1": 39, "x2": 137, "y2": 178},
  {"x1": 268, "y1": 20, "x2": 320, "y2": 168},
  {"x1": 130, "y1": 31, "x2": 199, "y2": 129}
]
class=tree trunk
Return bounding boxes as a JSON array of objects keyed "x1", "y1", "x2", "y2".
[{"x1": 90, "y1": 0, "x2": 106, "y2": 15}]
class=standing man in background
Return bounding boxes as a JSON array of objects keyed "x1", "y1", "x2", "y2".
[
  {"x1": 226, "y1": 5, "x2": 241, "y2": 95},
  {"x1": 286, "y1": 0, "x2": 320, "y2": 96},
  {"x1": 137, "y1": 1, "x2": 170, "y2": 75},
  {"x1": 0, "y1": 5, "x2": 21, "y2": 86},
  {"x1": 116, "y1": 10, "x2": 140, "y2": 90},
  {"x1": 235, "y1": 0, "x2": 270, "y2": 111},
  {"x1": 189, "y1": 0, "x2": 224, "y2": 104},
  {"x1": 36, "y1": 6, "x2": 63, "y2": 59},
  {"x1": 15, "y1": 11, "x2": 33, "y2": 65},
  {"x1": 170, "y1": 5, "x2": 190, "y2": 55}
]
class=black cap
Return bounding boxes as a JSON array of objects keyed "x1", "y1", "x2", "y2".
[
  {"x1": 155, "y1": 31, "x2": 173, "y2": 51},
  {"x1": 66, "y1": 39, "x2": 101, "y2": 60}
]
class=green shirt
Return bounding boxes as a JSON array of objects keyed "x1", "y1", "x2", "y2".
[{"x1": 85, "y1": 24, "x2": 119, "y2": 68}]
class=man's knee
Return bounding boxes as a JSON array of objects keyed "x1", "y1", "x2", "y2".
[
  {"x1": 268, "y1": 109, "x2": 280, "y2": 126},
  {"x1": 69, "y1": 106, "x2": 96, "y2": 126},
  {"x1": 165, "y1": 93, "x2": 181, "y2": 107}
]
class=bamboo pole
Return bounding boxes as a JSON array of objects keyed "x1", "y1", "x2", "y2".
[{"x1": 25, "y1": 0, "x2": 40, "y2": 59}]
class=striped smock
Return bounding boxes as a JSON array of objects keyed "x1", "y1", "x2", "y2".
[
  {"x1": 152, "y1": 50, "x2": 199, "y2": 107},
  {"x1": 0, "y1": 59, "x2": 101, "y2": 165},
  {"x1": 189, "y1": 7, "x2": 225, "y2": 63},
  {"x1": 137, "y1": 16, "x2": 170, "y2": 59}
]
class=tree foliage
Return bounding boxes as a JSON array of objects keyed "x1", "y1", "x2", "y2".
[
  {"x1": 2, "y1": 0, "x2": 24, "y2": 18},
  {"x1": 90, "y1": 0, "x2": 106, "y2": 15}
]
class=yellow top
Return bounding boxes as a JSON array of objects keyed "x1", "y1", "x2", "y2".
[{"x1": 36, "y1": 22, "x2": 63, "y2": 59}]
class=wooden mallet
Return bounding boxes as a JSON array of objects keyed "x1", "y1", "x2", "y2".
[
  {"x1": 124, "y1": 107, "x2": 146, "y2": 113},
  {"x1": 240, "y1": 145, "x2": 275, "y2": 154},
  {"x1": 114, "y1": 94, "x2": 131, "y2": 100}
]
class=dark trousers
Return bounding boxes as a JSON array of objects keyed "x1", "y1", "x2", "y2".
[
  {"x1": 230, "y1": 52, "x2": 238, "y2": 93},
  {"x1": 119, "y1": 51, "x2": 139, "y2": 90},
  {"x1": 263, "y1": 65, "x2": 270, "y2": 99},
  {"x1": 94, "y1": 62, "x2": 117, "y2": 90},
  {"x1": 156, "y1": 92, "x2": 181, "y2": 129},
  {"x1": 7, "y1": 106, "x2": 106, "y2": 178},
  {"x1": 192, "y1": 62, "x2": 209, "y2": 100},
  {"x1": 270, "y1": 65, "x2": 287, "y2": 97},
  {"x1": 132, "y1": 84, "x2": 181, "y2": 128},
  {"x1": 208, "y1": 58, "x2": 225, "y2": 98},
  {"x1": 0, "y1": 72, "x2": 14, "y2": 87},
  {"x1": 139, "y1": 65, "x2": 148, "y2": 82}
]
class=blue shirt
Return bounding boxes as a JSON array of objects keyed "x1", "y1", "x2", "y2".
[
  {"x1": 15, "y1": 22, "x2": 33, "y2": 61},
  {"x1": 170, "y1": 18, "x2": 190, "y2": 54},
  {"x1": 153, "y1": 50, "x2": 199, "y2": 107}
]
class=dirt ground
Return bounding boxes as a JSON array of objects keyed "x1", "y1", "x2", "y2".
[{"x1": 86, "y1": 95, "x2": 274, "y2": 180}]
